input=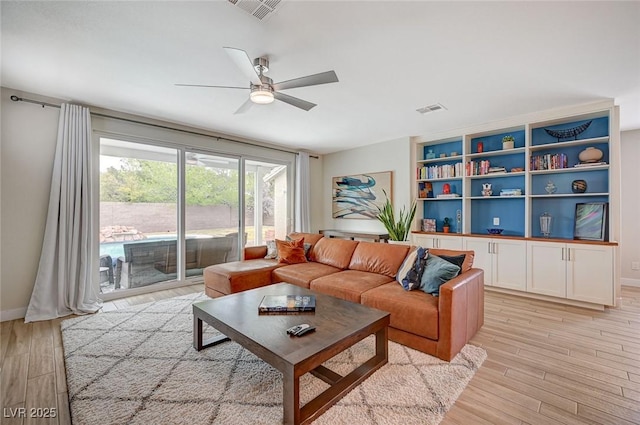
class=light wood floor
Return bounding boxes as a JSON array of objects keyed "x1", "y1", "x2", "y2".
[{"x1": 1, "y1": 284, "x2": 639, "y2": 424}]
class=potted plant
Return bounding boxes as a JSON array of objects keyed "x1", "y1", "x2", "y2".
[
  {"x1": 442, "y1": 217, "x2": 451, "y2": 233},
  {"x1": 502, "y1": 135, "x2": 515, "y2": 150},
  {"x1": 376, "y1": 190, "x2": 417, "y2": 242}
]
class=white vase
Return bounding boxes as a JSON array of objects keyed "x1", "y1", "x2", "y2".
[
  {"x1": 502, "y1": 141, "x2": 514, "y2": 150},
  {"x1": 578, "y1": 147, "x2": 603, "y2": 163}
]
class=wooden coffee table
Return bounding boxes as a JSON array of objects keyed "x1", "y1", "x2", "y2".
[{"x1": 193, "y1": 282, "x2": 390, "y2": 425}]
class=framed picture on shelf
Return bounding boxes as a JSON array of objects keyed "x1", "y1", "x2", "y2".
[
  {"x1": 421, "y1": 218, "x2": 436, "y2": 232},
  {"x1": 573, "y1": 202, "x2": 608, "y2": 241}
]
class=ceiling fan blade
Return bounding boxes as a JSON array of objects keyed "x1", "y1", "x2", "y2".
[
  {"x1": 223, "y1": 47, "x2": 262, "y2": 86},
  {"x1": 274, "y1": 92, "x2": 316, "y2": 111},
  {"x1": 233, "y1": 98, "x2": 254, "y2": 115},
  {"x1": 272, "y1": 70, "x2": 338, "y2": 91},
  {"x1": 175, "y1": 84, "x2": 249, "y2": 89}
]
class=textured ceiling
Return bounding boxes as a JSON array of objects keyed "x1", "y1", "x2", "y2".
[{"x1": 2, "y1": 1, "x2": 639, "y2": 154}]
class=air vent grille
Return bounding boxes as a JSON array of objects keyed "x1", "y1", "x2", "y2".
[
  {"x1": 416, "y1": 103, "x2": 447, "y2": 114},
  {"x1": 227, "y1": 0, "x2": 283, "y2": 21}
]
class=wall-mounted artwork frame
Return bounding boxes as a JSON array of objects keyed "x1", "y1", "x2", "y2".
[
  {"x1": 573, "y1": 202, "x2": 608, "y2": 241},
  {"x1": 332, "y1": 171, "x2": 392, "y2": 219}
]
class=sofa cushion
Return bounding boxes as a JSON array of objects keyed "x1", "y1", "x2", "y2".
[
  {"x1": 264, "y1": 240, "x2": 278, "y2": 259},
  {"x1": 421, "y1": 254, "x2": 461, "y2": 296},
  {"x1": 310, "y1": 270, "x2": 394, "y2": 303},
  {"x1": 349, "y1": 241, "x2": 411, "y2": 278},
  {"x1": 204, "y1": 259, "x2": 282, "y2": 296},
  {"x1": 288, "y1": 232, "x2": 324, "y2": 247},
  {"x1": 272, "y1": 262, "x2": 341, "y2": 288},
  {"x1": 429, "y1": 248, "x2": 474, "y2": 273},
  {"x1": 276, "y1": 238, "x2": 308, "y2": 264},
  {"x1": 361, "y1": 282, "x2": 439, "y2": 340},
  {"x1": 309, "y1": 237, "x2": 359, "y2": 270}
]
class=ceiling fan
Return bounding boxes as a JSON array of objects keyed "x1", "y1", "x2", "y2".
[{"x1": 176, "y1": 47, "x2": 339, "y2": 114}]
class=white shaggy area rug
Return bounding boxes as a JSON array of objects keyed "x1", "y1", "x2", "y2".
[{"x1": 61, "y1": 293, "x2": 486, "y2": 425}]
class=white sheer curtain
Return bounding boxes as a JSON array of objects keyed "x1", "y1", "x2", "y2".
[
  {"x1": 25, "y1": 103, "x2": 100, "y2": 322},
  {"x1": 295, "y1": 151, "x2": 311, "y2": 232}
]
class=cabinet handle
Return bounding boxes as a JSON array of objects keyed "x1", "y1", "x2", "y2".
[
  {"x1": 488, "y1": 242, "x2": 492, "y2": 254},
  {"x1": 561, "y1": 248, "x2": 565, "y2": 261},
  {"x1": 567, "y1": 248, "x2": 571, "y2": 261}
]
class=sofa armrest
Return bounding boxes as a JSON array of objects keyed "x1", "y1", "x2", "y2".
[
  {"x1": 437, "y1": 268, "x2": 484, "y2": 361},
  {"x1": 244, "y1": 245, "x2": 268, "y2": 260}
]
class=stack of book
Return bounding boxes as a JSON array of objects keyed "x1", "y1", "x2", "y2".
[
  {"x1": 500, "y1": 188, "x2": 522, "y2": 197},
  {"x1": 574, "y1": 161, "x2": 607, "y2": 168},
  {"x1": 421, "y1": 218, "x2": 436, "y2": 232},
  {"x1": 488, "y1": 166, "x2": 507, "y2": 174},
  {"x1": 258, "y1": 295, "x2": 316, "y2": 314},
  {"x1": 436, "y1": 193, "x2": 461, "y2": 199}
]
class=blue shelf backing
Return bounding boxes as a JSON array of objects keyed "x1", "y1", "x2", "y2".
[
  {"x1": 422, "y1": 140, "x2": 462, "y2": 159},
  {"x1": 471, "y1": 130, "x2": 526, "y2": 153},
  {"x1": 422, "y1": 200, "x2": 462, "y2": 232},
  {"x1": 531, "y1": 170, "x2": 608, "y2": 195},
  {"x1": 531, "y1": 116, "x2": 608, "y2": 146},
  {"x1": 470, "y1": 175, "x2": 525, "y2": 197},
  {"x1": 530, "y1": 196, "x2": 609, "y2": 239},
  {"x1": 471, "y1": 198, "x2": 525, "y2": 236}
]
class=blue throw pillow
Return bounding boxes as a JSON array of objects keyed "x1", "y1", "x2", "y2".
[{"x1": 421, "y1": 253, "x2": 461, "y2": 296}]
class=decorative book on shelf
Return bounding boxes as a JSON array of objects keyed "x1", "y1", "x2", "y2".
[{"x1": 258, "y1": 295, "x2": 316, "y2": 314}]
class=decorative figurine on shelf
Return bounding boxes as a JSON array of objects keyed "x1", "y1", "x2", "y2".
[
  {"x1": 545, "y1": 180, "x2": 557, "y2": 194},
  {"x1": 477, "y1": 141, "x2": 484, "y2": 153},
  {"x1": 482, "y1": 183, "x2": 492, "y2": 197},
  {"x1": 443, "y1": 217, "x2": 451, "y2": 233},
  {"x1": 456, "y1": 209, "x2": 462, "y2": 234},
  {"x1": 571, "y1": 179, "x2": 587, "y2": 193},
  {"x1": 426, "y1": 149, "x2": 436, "y2": 160},
  {"x1": 443, "y1": 183, "x2": 451, "y2": 194}
]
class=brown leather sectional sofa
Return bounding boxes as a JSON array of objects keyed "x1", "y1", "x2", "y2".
[{"x1": 203, "y1": 232, "x2": 484, "y2": 361}]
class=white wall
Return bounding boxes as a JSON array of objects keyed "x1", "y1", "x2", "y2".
[
  {"x1": 322, "y1": 137, "x2": 412, "y2": 233},
  {"x1": 620, "y1": 129, "x2": 640, "y2": 287},
  {"x1": 1, "y1": 88, "x2": 60, "y2": 320}
]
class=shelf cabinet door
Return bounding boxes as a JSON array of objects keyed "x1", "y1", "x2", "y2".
[
  {"x1": 412, "y1": 234, "x2": 437, "y2": 248},
  {"x1": 463, "y1": 237, "x2": 493, "y2": 286},
  {"x1": 438, "y1": 235, "x2": 464, "y2": 250},
  {"x1": 493, "y1": 239, "x2": 527, "y2": 291},
  {"x1": 567, "y1": 244, "x2": 614, "y2": 305},
  {"x1": 527, "y1": 241, "x2": 567, "y2": 298}
]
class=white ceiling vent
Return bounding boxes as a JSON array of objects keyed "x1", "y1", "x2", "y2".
[
  {"x1": 416, "y1": 103, "x2": 447, "y2": 115},
  {"x1": 227, "y1": 0, "x2": 283, "y2": 21}
]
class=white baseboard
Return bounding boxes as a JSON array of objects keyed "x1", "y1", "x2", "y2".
[
  {"x1": 621, "y1": 278, "x2": 640, "y2": 288},
  {"x1": 1, "y1": 307, "x2": 27, "y2": 322}
]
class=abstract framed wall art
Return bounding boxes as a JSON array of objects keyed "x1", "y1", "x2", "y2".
[
  {"x1": 332, "y1": 171, "x2": 392, "y2": 219},
  {"x1": 573, "y1": 202, "x2": 609, "y2": 241}
]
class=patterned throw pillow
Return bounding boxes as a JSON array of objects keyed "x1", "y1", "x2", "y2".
[
  {"x1": 264, "y1": 240, "x2": 278, "y2": 259},
  {"x1": 396, "y1": 248, "x2": 418, "y2": 286},
  {"x1": 401, "y1": 247, "x2": 428, "y2": 291},
  {"x1": 421, "y1": 253, "x2": 461, "y2": 296},
  {"x1": 276, "y1": 238, "x2": 308, "y2": 264}
]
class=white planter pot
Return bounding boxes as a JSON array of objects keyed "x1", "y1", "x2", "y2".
[{"x1": 502, "y1": 141, "x2": 514, "y2": 150}]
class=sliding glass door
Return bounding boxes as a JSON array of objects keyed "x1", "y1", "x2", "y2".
[
  {"x1": 97, "y1": 135, "x2": 292, "y2": 296},
  {"x1": 99, "y1": 138, "x2": 179, "y2": 293}
]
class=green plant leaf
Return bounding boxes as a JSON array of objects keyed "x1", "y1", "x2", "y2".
[{"x1": 375, "y1": 189, "x2": 417, "y2": 241}]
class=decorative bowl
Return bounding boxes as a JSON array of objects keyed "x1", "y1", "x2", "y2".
[{"x1": 487, "y1": 228, "x2": 504, "y2": 235}]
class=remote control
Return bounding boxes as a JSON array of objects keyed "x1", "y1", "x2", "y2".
[
  {"x1": 294, "y1": 325, "x2": 316, "y2": 336},
  {"x1": 286, "y1": 324, "x2": 309, "y2": 335}
]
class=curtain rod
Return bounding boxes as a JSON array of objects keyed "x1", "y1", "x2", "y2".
[{"x1": 10, "y1": 95, "x2": 319, "y2": 159}]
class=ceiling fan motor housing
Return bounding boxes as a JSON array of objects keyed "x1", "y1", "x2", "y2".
[{"x1": 253, "y1": 57, "x2": 269, "y2": 74}]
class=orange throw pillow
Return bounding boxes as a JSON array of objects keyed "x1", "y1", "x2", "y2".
[{"x1": 276, "y1": 238, "x2": 308, "y2": 264}]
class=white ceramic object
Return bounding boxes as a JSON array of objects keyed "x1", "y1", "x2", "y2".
[
  {"x1": 578, "y1": 147, "x2": 603, "y2": 163},
  {"x1": 502, "y1": 141, "x2": 514, "y2": 150}
]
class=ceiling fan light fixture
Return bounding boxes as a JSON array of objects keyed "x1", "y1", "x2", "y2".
[{"x1": 250, "y1": 88, "x2": 275, "y2": 104}]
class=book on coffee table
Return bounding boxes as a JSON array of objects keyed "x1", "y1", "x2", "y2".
[{"x1": 259, "y1": 295, "x2": 316, "y2": 314}]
